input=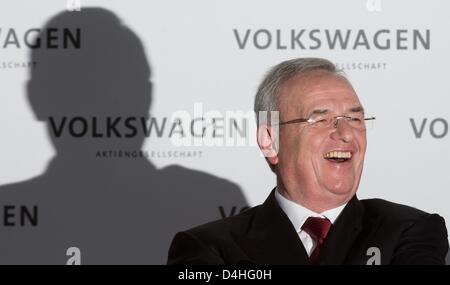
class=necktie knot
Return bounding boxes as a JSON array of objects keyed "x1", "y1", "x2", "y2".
[
  {"x1": 301, "y1": 216, "x2": 332, "y2": 241},
  {"x1": 301, "y1": 217, "x2": 332, "y2": 265}
]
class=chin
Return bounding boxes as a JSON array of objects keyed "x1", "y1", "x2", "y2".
[{"x1": 325, "y1": 182, "x2": 356, "y2": 196}]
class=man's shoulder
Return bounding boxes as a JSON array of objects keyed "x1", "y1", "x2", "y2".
[
  {"x1": 184, "y1": 197, "x2": 441, "y2": 237},
  {"x1": 360, "y1": 197, "x2": 438, "y2": 224},
  {"x1": 358, "y1": 198, "x2": 448, "y2": 265}
]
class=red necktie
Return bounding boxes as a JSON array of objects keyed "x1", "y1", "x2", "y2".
[{"x1": 301, "y1": 217, "x2": 332, "y2": 265}]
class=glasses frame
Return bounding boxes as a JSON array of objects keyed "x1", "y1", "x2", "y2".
[{"x1": 277, "y1": 115, "x2": 376, "y2": 130}]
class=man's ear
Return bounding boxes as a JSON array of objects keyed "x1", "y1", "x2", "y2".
[{"x1": 257, "y1": 125, "x2": 279, "y2": 165}]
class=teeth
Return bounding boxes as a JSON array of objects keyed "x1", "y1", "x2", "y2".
[{"x1": 324, "y1": 151, "x2": 352, "y2": 159}]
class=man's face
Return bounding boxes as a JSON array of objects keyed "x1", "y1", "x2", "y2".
[{"x1": 274, "y1": 72, "x2": 367, "y2": 209}]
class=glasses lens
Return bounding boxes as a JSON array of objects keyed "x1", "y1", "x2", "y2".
[
  {"x1": 308, "y1": 115, "x2": 331, "y2": 128},
  {"x1": 335, "y1": 115, "x2": 373, "y2": 131},
  {"x1": 307, "y1": 114, "x2": 374, "y2": 131},
  {"x1": 344, "y1": 115, "x2": 364, "y2": 130}
]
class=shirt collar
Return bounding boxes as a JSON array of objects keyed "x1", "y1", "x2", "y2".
[{"x1": 274, "y1": 187, "x2": 347, "y2": 232}]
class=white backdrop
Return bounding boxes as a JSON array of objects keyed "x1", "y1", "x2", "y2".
[{"x1": 0, "y1": 0, "x2": 449, "y2": 264}]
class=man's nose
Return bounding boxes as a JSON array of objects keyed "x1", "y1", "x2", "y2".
[{"x1": 330, "y1": 118, "x2": 353, "y2": 143}]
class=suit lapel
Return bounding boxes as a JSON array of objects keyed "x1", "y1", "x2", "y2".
[
  {"x1": 319, "y1": 195, "x2": 365, "y2": 265},
  {"x1": 237, "y1": 189, "x2": 310, "y2": 265}
]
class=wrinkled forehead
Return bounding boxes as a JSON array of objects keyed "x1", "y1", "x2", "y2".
[{"x1": 278, "y1": 71, "x2": 361, "y2": 113}]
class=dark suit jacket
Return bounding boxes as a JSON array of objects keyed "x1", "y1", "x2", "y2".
[{"x1": 167, "y1": 189, "x2": 449, "y2": 265}]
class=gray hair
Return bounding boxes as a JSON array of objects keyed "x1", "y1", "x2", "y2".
[{"x1": 254, "y1": 57, "x2": 345, "y2": 125}]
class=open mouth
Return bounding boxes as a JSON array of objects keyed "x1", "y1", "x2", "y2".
[{"x1": 323, "y1": 151, "x2": 352, "y2": 163}]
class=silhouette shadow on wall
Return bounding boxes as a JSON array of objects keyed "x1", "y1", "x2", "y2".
[{"x1": 0, "y1": 8, "x2": 247, "y2": 264}]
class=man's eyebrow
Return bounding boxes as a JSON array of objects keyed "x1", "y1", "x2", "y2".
[
  {"x1": 306, "y1": 106, "x2": 364, "y2": 116},
  {"x1": 349, "y1": 106, "x2": 364, "y2": 113},
  {"x1": 309, "y1": 109, "x2": 329, "y2": 116}
]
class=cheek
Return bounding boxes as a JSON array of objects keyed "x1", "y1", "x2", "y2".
[
  {"x1": 287, "y1": 131, "x2": 318, "y2": 165},
  {"x1": 278, "y1": 129, "x2": 325, "y2": 170},
  {"x1": 356, "y1": 130, "x2": 367, "y2": 147},
  {"x1": 278, "y1": 131, "x2": 302, "y2": 166},
  {"x1": 356, "y1": 133, "x2": 368, "y2": 159},
  {"x1": 299, "y1": 131, "x2": 323, "y2": 156}
]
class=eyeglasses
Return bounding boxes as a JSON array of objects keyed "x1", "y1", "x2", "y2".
[{"x1": 277, "y1": 113, "x2": 376, "y2": 131}]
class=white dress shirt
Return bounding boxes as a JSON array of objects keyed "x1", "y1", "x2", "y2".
[{"x1": 275, "y1": 188, "x2": 347, "y2": 256}]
